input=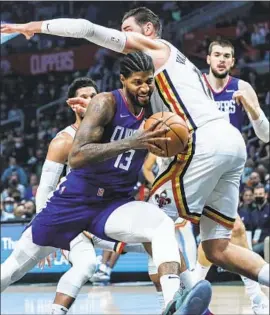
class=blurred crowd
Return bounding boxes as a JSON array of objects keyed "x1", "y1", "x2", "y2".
[{"x1": 1, "y1": 1, "x2": 269, "y2": 258}]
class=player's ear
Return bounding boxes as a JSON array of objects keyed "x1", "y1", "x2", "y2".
[
  {"x1": 120, "y1": 74, "x2": 126, "y2": 86},
  {"x1": 143, "y1": 22, "x2": 154, "y2": 36},
  {"x1": 231, "y1": 57, "x2": 235, "y2": 68},
  {"x1": 206, "y1": 55, "x2": 211, "y2": 65}
]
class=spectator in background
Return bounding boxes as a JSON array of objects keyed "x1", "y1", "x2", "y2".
[
  {"x1": 1, "y1": 157, "x2": 28, "y2": 186},
  {"x1": 1, "y1": 200, "x2": 15, "y2": 221},
  {"x1": 7, "y1": 104, "x2": 24, "y2": 121},
  {"x1": 12, "y1": 136, "x2": 29, "y2": 165},
  {"x1": 256, "y1": 141, "x2": 270, "y2": 168},
  {"x1": 24, "y1": 200, "x2": 36, "y2": 219},
  {"x1": 1, "y1": 197, "x2": 16, "y2": 216},
  {"x1": 1, "y1": 173, "x2": 25, "y2": 201},
  {"x1": 238, "y1": 188, "x2": 255, "y2": 233},
  {"x1": 24, "y1": 173, "x2": 39, "y2": 201},
  {"x1": 246, "y1": 171, "x2": 261, "y2": 189},
  {"x1": 252, "y1": 184, "x2": 270, "y2": 257}
]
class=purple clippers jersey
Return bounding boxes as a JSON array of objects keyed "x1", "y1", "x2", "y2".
[
  {"x1": 70, "y1": 89, "x2": 147, "y2": 199},
  {"x1": 203, "y1": 74, "x2": 243, "y2": 131}
]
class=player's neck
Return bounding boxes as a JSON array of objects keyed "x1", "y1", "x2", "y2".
[
  {"x1": 122, "y1": 89, "x2": 141, "y2": 116},
  {"x1": 207, "y1": 72, "x2": 230, "y2": 93}
]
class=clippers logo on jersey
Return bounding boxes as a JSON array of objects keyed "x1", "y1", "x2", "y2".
[
  {"x1": 216, "y1": 99, "x2": 237, "y2": 114},
  {"x1": 110, "y1": 126, "x2": 137, "y2": 142},
  {"x1": 155, "y1": 190, "x2": 171, "y2": 208},
  {"x1": 203, "y1": 75, "x2": 243, "y2": 131}
]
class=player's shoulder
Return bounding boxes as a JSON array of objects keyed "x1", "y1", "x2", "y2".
[
  {"x1": 49, "y1": 130, "x2": 74, "y2": 152},
  {"x1": 47, "y1": 131, "x2": 74, "y2": 163},
  {"x1": 237, "y1": 78, "x2": 253, "y2": 91}
]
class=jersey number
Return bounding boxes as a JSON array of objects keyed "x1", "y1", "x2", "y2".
[{"x1": 114, "y1": 150, "x2": 135, "y2": 171}]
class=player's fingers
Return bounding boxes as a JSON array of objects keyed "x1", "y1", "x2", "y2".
[
  {"x1": 148, "y1": 144, "x2": 166, "y2": 157},
  {"x1": 47, "y1": 256, "x2": 51, "y2": 267},
  {"x1": 61, "y1": 249, "x2": 68, "y2": 260},
  {"x1": 147, "y1": 137, "x2": 171, "y2": 144},
  {"x1": 146, "y1": 119, "x2": 163, "y2": 131},
  {"x1": 38, "y1": 260, "x2": 44, "y2": 269},
  {"x1": 149, "y1": 128, "x2": 170, "y2": 138},
  {"x1": 67, "y1": 97, "x2": 88, "y2": 107}
]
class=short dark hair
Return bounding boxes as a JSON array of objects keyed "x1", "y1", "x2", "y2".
[
  {"x1": 120, "y1": 51, "x2": 154, "y2": 78},
  {"x1": 122, "y1": 7, "x2": 162, "y2": 37},
  {"x1": 254, "y1": 183, "x2": 265, "y2": 191},
  {"x1": 67, "y1": 77, "x2": 98, "y2": 98},
  {"x1": 208, "y1": 39, "x2": 235, "y2": 57}
]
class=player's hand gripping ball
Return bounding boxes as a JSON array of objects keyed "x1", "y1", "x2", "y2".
[{"x1": 144, "y1": 112, "x2": 189, "y2": 157}]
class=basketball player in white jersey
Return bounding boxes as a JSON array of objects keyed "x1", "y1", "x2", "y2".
[
  {"x1": 194, "y1": 40, "x2": 269, "y2": 314},
  {"x1": 2, "y1": 5, "x2": 269, "y2": 307}
]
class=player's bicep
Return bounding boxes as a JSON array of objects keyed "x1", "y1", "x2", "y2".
[
  {"x1": 46, "y1": 135, "x2": 73, "y2": 164},
  {"x1": 240, "y1": 80, "x2": 260, "y2": 108},
  {"x1": 73, "y1": 93, "x2": 115, "y2": 147}
]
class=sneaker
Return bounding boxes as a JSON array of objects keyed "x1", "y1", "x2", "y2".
[
  {"x1": 91, "y1": 270, "x2": 110, "y2": 283},
  {"x1": 251, "y1": 294, "x2": 269, "y2": 315},
  {"x1": 163, "y1": 280, "x2": 212, "y2": 315}
]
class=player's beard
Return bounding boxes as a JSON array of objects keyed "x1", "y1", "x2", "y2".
[
  {"x1": 126, "y1": 89, "x2": 152, "y2": 108},
  {"x1": 212, "y1": 68, "x2": 229, "y2": 79}
]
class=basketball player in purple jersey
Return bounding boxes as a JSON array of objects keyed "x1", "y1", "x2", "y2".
[
  {"x1": 195, "y1": 40, "x2": 269, "y2": 314},
  {"x1": 1, "y1": 52, "x2": 211, "y2": 315}
]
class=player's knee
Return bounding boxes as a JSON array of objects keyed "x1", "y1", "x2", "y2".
[
  {"x1": 202, "y1": 239, "x2": 230, "y2": 265},
  {"x1": 231, "y1": 216, "x2": 246, "y2": 239},
  {"x1": 154, "y1": 215, "x2": 175, "y2": 236}
]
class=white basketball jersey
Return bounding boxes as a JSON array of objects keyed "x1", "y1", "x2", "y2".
[
  {"x1": 152, "y1": 39, "x2": 224, "y2": 131},
  {"x1": 55, "y1": 124, "x2": 77, "y2": 174}
]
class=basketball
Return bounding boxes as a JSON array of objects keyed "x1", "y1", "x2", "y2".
[{"x1": 144, "y1": 112, "x2": 189, "y2": 157}]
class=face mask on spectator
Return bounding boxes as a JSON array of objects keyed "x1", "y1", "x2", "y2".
[
  {"x1": 255, "y1": 196, "x2": 265, "y2": 205},
  {"x1": 4, "y1": 204, "x2": 14, "y2": 213},
  {"x1": 9, "y1": 178, "x2": 18, "y2": 187}
]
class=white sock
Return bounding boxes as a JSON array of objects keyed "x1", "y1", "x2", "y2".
[
  {"x1": 106, "y1": 266, "x2": 112, "y2": 276},
  {"x1": 258, "y1": 264, "x2": 269, "y2": 287},
  {"x1": 157, "y1": 291, "x2": 165, "y2": 311},
  {"x1": 51, "y1": 304, "x2": 68, "y2": 314},
  {"x1": 241, "y1": 275, "x2": 262, "y2": 301},
  {"x1": 99, "y1": 263, "x2": 107, "y2": 273},
  {"x1": 160, "y1": 274, "x2": 180, "y2": 307},
  {"x1": 194, "y1": 262, "x2": 210, "y2": 282},
  {"x1": 180, "y1": 269, "x2": 197, "y2": 292}
]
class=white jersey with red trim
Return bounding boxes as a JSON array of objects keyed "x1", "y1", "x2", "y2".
[
  {"x1": 55, "y1": 124, "x2": 77, "y2": 174},
  {"x1": 151, "y1": 39, "x2": 225, "y2": 131}
]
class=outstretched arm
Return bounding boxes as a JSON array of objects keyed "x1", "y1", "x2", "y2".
[
  {"x1": 1, "y1": 19, "x2": 162, "y2": 55},
  {"x1": 233, "y1": 80, "x2": 269, "y2": 143}
]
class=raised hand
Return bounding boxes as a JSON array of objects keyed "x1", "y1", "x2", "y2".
[
  {"x1": 1, "y1": 23, "x2": 35, "y2": 40},
  {"x1": 67, "y1": 97, "x2": 89, "y2": 117}
]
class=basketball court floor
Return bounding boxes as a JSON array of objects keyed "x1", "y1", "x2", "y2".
[{"x1": 2, "y1": 281, "x2": 268, "y2": 314}]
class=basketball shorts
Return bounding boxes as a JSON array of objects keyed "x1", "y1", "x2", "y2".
[{"x1": 150, "y1": 119, "x2": 247, "y2": 229}]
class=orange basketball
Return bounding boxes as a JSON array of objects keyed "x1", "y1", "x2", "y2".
[{"x1": 144, "y1": 112, "x2": 189, "y2": 157}]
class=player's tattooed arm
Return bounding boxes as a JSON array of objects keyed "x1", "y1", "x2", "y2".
[
  {"x1": 70, "y1": 92, "x2": 143, "y2": 168},
  {"x1": 69, "y1": 92, "x2": 170, "y2": 168}
]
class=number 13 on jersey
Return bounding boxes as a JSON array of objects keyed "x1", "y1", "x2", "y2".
[{"x1": 114, "y1": 150, "x2": 135, "y2": 171}]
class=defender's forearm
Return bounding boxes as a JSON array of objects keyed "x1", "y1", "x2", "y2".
[{"x1": 35, "y1": 18, "x2": 126, "y2": 53}]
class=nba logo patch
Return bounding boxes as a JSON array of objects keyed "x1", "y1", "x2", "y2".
[{"x1": 97, "y1": 188, "x2": 104, "y2": 197}]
